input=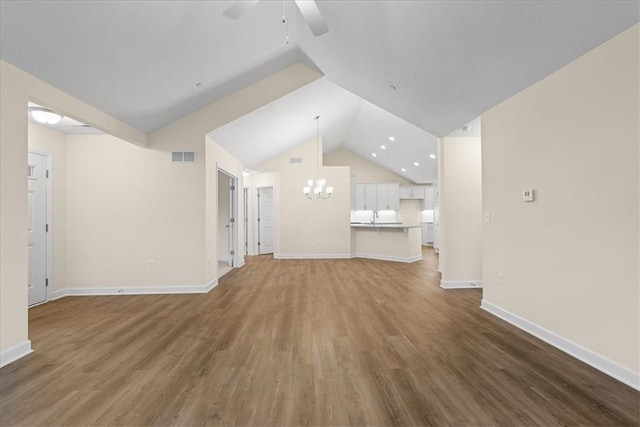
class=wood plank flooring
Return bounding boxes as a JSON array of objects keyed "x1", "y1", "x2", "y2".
[{"x1": 1, "y1": 248, "x2": 638, "y2": 426}]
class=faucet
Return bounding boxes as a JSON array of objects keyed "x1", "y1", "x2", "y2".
[{"x1": 371, "y1": 210, "x2": 378, "y2": 224}]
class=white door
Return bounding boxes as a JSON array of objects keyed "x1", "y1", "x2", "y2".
[
  {"x1": 258, "y1": 187, "x2": 274, "y2": 254},
  {"x1": 28, "y1": 152, "x2": 48, "y2": 306},
  {"x1": 228, "y1": 179, "x2": 236, "y2": 267}
]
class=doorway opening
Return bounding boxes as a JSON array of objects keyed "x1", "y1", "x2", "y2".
[
  {"x1": 27, "y1": 149, "x2": 52, "y2": 306},
  {"x1": 217, "y1": 168, "x2": 238, "y2": 278},
  {"x1": 257, "y1": 186, "x2": 274, "y2": 255}
]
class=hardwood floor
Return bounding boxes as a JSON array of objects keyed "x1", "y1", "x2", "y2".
[{"x1": 1, "y1": 248, "x2": 638, "y2": 426}]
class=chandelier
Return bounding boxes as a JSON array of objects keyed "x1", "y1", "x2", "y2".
[{"x1": 303, "y1": 116, "x2": 333, "y2": 199}]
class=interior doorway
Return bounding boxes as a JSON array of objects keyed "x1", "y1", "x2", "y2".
[
  {"x1": 257, "y1": 186, "x2": 274, "y2": 255},
  {"x1": 217, "y1": 168, "x2": 238, "y2": 278},
  {"x1": 27, "y1": 150, "x2": 51, "y2": 306}
]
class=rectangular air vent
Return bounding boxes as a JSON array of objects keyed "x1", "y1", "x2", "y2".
[
  {"x1": 172, "y1": 151, "x2": 197, "y2": 163},
  {"x1": 289, "y1": 157, "x2": 303, "y2": 164}
]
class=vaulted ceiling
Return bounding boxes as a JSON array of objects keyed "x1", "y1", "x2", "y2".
[{"x1": 2, "y1": 1, "x2": 638, "y2": 182}]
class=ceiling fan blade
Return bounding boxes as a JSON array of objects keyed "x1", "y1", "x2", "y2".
[
  {"x1": 223, "y1": 0, "x2": 260, "y2": 20},
  {"x1": 294, "y1": 0, "x2": 329, "y2": 36}
]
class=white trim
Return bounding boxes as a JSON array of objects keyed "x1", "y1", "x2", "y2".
[
  {"x1": 441, "y1": 280, "x2": 483, "y2": 289},
  {"x1": 274, "y1": 253, "x2": 352, "y2": 260},
  {"x1": 0, "y1": 341, "x2": 33, "y2": 368},
  {"x1": 50, "y1": 280, "x2": 219, "y2": 300},
  {"x1": 481, "y1": 299, "x2": 639, "y2": 391},
  {"x1": 354, "y1": 253, "x2": 423, "y2": 263},
  {"x1": 236, "y1": 260, "x2": 245, "y2": 268}
]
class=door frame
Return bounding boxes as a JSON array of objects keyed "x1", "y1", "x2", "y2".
[
  {"x1": 28, "y1": 148, "x2": 53, "y2": 306},
  {"x1": 217, "y1": 166, "x2": 239, "y2": 269},
  {"x1": 256, "y1": 185, "x2": 275, "y2": 255}
]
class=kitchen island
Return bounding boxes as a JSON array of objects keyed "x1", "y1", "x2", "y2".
[{"x1": 351, "y1": 223, "x2": 422, "y2": 263}]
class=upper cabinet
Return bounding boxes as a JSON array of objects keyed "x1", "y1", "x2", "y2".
[
  {"x1": 354, "y1": 183, "x2": 378, "y2": 210},
  {"x1": 377, "y1": 183, "x2": 400, "y2": 210},
  {"x1": 399, "y1": 185, "x2": 425, "y2": 200},
  {"x1": 354, "y1": 183, "x2": 400, "y2": 211}
]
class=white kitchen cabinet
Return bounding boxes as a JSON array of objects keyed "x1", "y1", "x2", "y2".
[
  {"x1": 399, "y1": 185, "x2": 425, "y2": 199},
  {"x1": 421, "y1": 223, "x2": 434, "y2": 245},
  {"x1": 355, "y1": 183, "x2": 378, "y2": 210},
  {"x1": 354, "y1": 182, "x2": 400, "y2": 211},
  {"x1": 377, "y1": 183, "x2": 400, "y2": 210}
]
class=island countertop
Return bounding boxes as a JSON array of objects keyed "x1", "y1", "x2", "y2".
[{"x1": 350, "y1": 223, "x2": 421, "y2": 229}]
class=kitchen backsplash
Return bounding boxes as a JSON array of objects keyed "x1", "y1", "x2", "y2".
[{"x1": 351, "y1": 210, "x2": 398, "y2": 224}]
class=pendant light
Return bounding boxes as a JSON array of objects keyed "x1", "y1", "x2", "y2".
[{"x1": 303, "y1": 115, "x2": 333, "y2": 199}]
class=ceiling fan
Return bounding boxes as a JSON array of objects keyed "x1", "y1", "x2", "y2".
[{"x1": 223, "y1": 0, "x2": 329, "y2": 37}]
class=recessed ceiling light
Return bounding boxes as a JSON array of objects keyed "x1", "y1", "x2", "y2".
[
  {"x1": 389, "y1": 85, "x2": 397, "y2": 91},
  {"x1": 462, "y1": 125, "x2": 471, "y2": 132},
  {"x1": 429, "y1": 154, "x2": 436, "y2": 159},
  {"x1": 196, "y1": 82, "x2": 203, "y2": 88},
  {"x1": 401, "y1": 168, "x2": 406, "y2": 172},
  {"x1": 372, "y1": 153, "x2": 377, "y2": 157},
  {"x1": 380, "y1": 145, "x2": 386, "y2": 150},
  {"x1": 388, "y1": 136, "x2": 395, "y2": 142},
  {"x1": 413, "y1": 162, "x2": 420, "y2": 166}
]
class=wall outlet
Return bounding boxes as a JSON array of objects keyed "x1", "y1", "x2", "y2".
[
  {"x1": 148, "y1": 259, "x2": 156, "y2": 269},
  {"x1": 522, "y1": 189, "x2": 535, "y2": 202},
  {"x1": 498, "y1": 273, "x2": 504, "y2": 286},
  {"x1": 484, "y1": 211, "x2": 491, "y2": 222}
]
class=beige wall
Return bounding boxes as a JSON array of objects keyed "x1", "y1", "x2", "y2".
[
  {"x1": 439, "y1": 137, "x2": 483, "y2": 284},
  {"x1": 64, "y1": 133, "x2": 206, "y2": 287},
  {"x1": 256, "y1": 140, "x2": 351, "y2": 257},
  {"x1": 205, "y1": 138, "x2": 246, "y2": 284},
  {"x1": 0, "y1": 60, "x2": 145, "y2": 357},
  {"x1": 0, "y1": 59, "x2": 321, "y2": 357},
  {"x1": 28, "y1": 123, "x2": 68, "y2": 293},
  {"x1": 325, "y1": 147, "x2": 412, "y2": 184},
  {"x1": 482, "y1": 25, "x2": 639, "y2": 375}
]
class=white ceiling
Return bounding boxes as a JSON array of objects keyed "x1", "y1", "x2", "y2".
[
  {"x1": 211, "y1": 78, "x2": 438, "y2": 183},
  {"x1": 3, "y1": 1, "x2": 638, "y2": 178}
]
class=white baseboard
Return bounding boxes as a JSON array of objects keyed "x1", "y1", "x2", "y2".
[
  {"x1": 0, "y1": 340, "x2": 32, "y2": 368},
  {"x1": 274, "y1": 253, "x2": 352, "y2": 259},
  {"x1": 481, "y1": 299, "x2": 639, "y2": 391},
  {"x1": 51, "y1": 279, "x2": 219, "y2": 300},
  {"x1": 354, "y1": 253, "x2": 422, "y2": 263},
  {"x1": 441, "y1": 280, "x2": 483, "y2": 289},
  {"x1": 236, "y1": 260, "x2": 245, "y2": 268}
]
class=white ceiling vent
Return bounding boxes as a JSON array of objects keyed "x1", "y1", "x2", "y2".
[
  {"x1": 289, "y1": 157, "x2": 303, "y2": 164},
  {"x1": 172, "y1": 151, "x2": 197, "y2": 163}
]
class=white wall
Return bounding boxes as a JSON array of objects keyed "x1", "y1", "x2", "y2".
[
  {"x1": 28, "y1": 123, "x2": 68, "y2": 293},
  {"x1": 256, "y1": 140, "x2": 351, "y2": 258},
  {"x1": 439, "y1": 137, "x2": 483, "y2": 286},
  {"x1": 481, "y1": 24, "x2": 639, "y2": 384}
]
